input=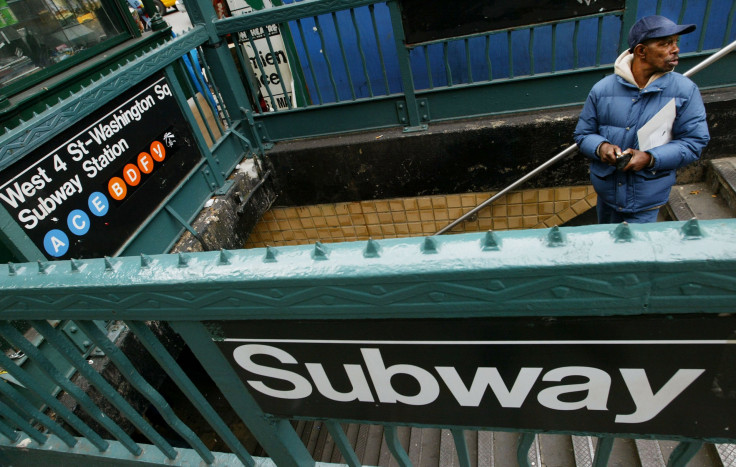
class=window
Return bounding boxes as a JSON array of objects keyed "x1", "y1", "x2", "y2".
[{"x1": 0, "y1": 0, "x2": 131, "y2": 94}]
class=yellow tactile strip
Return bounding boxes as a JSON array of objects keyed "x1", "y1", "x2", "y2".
[{"x1": 244, "y1": 186, "x2": 597, "y2": 248}]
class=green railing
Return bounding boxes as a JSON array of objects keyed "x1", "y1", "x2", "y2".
[
  {"x1": 0, "y1": 1, "x2": 735, "y2": 465},
  {"x1": 0, "y1": 219, "x2": 735, "y2": 465},
  {"x1": 214, "y1": 0, "x2": 736, "y2": 139},
  {"x1": 1, "y1": 0, "x2": 735, "y2": 262}
]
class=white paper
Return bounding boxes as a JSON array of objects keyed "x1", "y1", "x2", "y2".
[{"x1": 637, "y1": 98, "x2": 676, "y2": 151}]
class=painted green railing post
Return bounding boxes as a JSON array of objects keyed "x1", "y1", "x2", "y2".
[
  {"x1": 517, "y1": 432, "x2": 535, "y2": 467},
  {"x1": 140, "y1": 0, "x2": 169, "y2": 31},
  {"x1": 593, "y1": 437, "x2": 614, "y2": 466},
  {"x1": 619, "y1": 0, "x2": 640, "y2": 52},
  {"x1": 387, "y1": 0, "x2": 427, "y2": 132},
  {"x1": 668, "y1": 441, "x2": 703, "y2": 467},
  {"x1": 189, "y1": 0, "x2": 256, "y2": 124},
  {"x1": 0, "y1": 208, "x2": 45, "y2": 262},
  {"x1": 164, "y1": 64, "x2": 226, "y2": 189},
  {"x1": 186, "y1": 0, "x2": 263, "y2": 180},
  {"x1": 171, "y1": 321, "x2": 315, "y2": 467}
]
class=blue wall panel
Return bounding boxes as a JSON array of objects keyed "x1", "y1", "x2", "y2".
[{"x1": 276, "y1": 0, "x2": 735, "y2": 106}]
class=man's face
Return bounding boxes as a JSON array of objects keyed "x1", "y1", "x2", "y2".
[{"x1": 640, "y1": 34, "x2": 681, "y2": 72}]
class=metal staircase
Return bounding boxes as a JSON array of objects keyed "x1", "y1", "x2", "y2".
[{"x1": 288, "y1": 423, "x2": 736, "y2": 466}]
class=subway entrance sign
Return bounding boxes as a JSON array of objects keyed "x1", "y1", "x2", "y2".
[
  {"x1": 212, "y1": 314, "x2": 736, "y2": 440},
  {"x1": 0, "y1": 73, "x2": 202, "y2": 259}
]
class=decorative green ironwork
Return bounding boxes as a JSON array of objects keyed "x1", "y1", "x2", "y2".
[
  {"x1": 0, "y1": 28, "x2": 210, "y2": 171},
  {"x1": 2, "y1": 220, "x2": 736, "y2": 321},
  {"x1": 214, "y1": 0, "x2": 378, "y2": 36},
  {"x1": 1, "y1": 223, "x2": 735, "y2": 464}
]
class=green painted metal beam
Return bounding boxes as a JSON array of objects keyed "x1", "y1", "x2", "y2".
[
  {"x1": 252, "y1": 95, "x2": 406, "y2": 141},
  {"x1": 0, "y1": 206, "x2": 45, "y2": 263},
  {"x1": 251, "y1": 52, "x2": 736, "y2": 142},
  {"x1": 213, "y1": 0, "x2": 378, "y2": 37},
  {"x1": 1, "y1": 220, "x2": 735, "y2": 321},
  {"x1": 171, "y1": 320, "x2": 314, "y2": 466},
  {"x1": 0, "y1": 433, "x2": 285, "y2": 466},
  {"x1": 0, "y1": 28, "x2": 210, "y2": 172}
]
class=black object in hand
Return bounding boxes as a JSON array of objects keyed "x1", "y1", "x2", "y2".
[{"x1": 616, "y1": 152, "x2": 632, "y2": 170}]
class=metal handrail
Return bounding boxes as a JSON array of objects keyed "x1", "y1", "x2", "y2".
[
  {"x1": 435, "y1": 39, "x2": 736, "y2": 236},
  {"x1": 435, "y1": 144, "x2": 579, "y2": 235}
]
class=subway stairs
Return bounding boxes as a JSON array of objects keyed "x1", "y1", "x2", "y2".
[
  {"x1": 277, "y1": 158, "x2": 736, "y2": 466},
  {"x1": 289, "y1": 421, "x2": 736, "y2": 466},
  {"x1": 664, "y1": 157, "x2": 736, "y2": 221}
]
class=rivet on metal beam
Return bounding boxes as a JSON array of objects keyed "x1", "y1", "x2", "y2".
[
  {"x1": 481, "y1": 230, "x2": 501, "y2": 251},
  {"x1": 37, "y1": 260, "x2": 48, "y2": 274},
  {"x1": 70, "y1": 258, "x2": 82, "y2": 272},
  {"x1": 681, "y1": 218, "x2": 703, "y2": 239},
  {"x1": 263, "y1": 246, "x2": 278, "y2": 263},
  {"x1": 422, "y1": 236, "x2": 438, "y2": 254},
  {"x1": 546, "y1": 226, "x2": 565, "y2": 247},
  {"x1": 177, "y1": 253, "x2": 189, "y2": 268},
  {"x1": 363, "y1": 238, "x2": 381, "y2": 258},
  {"x1": 219, "y1": 249, "x2": 232, "y2": 265},
  {"x1": 104, "y1": 257, "x2": 115, "y2": 271},
  {"x1": 612, "y1": 222, "x2": 633, "y2": 242},
  {"x1": 140, "y1": 254, "x2": 152, "y2": 268},
  {"x1": 313, "y1": 241, "x2": 329, "y2": 260},
  {"x1": 7, "y1": 262, "x2": 16, "y2": 276}
]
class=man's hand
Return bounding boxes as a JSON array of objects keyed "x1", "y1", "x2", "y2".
[
  {"x1": 597, "y1": 142, "x2": 622, "y2": 165},
  {"x1": 620, "y1": 149, "x2": 653, "y2": 171},
  {"x1": 598, "y1": 143, "x2": 653, "y2": 171}
]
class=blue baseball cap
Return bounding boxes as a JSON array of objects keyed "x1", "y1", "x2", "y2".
[{"x1": 628, "y1": 15, "x2": 696, "y2": 52}]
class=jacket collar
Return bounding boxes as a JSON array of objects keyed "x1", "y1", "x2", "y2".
[{"x1": 614, "y1": 50, "x2": 670, "y2": 90}]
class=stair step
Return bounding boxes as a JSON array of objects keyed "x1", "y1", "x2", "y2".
[
  {"x1": 717, "y1": 443, "x2": 736, "y2": 466},
  {"x1": 666, "y1": 182, "x2": 733, "y2": 220},
  {"x1": 708, "y1": 157, "x2": 736, "y2": 214},
  {"x1": 304, "y1": 424, "x2": 728, "y2": 466}
]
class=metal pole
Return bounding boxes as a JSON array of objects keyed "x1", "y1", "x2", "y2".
[
  {"x1": 435, "y1": 144, "x2": 579, "y2": 235},
  {"x1": 140, "y1": 0, "x2": 168, "y2": 31},
  {"x1": 683, "y1": 40, "x2": 736, "y2": 78}
]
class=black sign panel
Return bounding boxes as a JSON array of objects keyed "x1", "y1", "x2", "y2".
[
  {"x1": 399, "y1": 0, "x2": 626, "y2": 45},
  {"x1": 211, "y1": 314, "x2": 736, "y2": 440},
  {"x1": 0, "y1": 73, "x2": 202, "y2": 259}
]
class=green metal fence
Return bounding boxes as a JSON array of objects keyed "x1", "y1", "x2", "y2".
[
  {"x1": 0, "y1": 0, "x2": 735, "y2": 465},
  {"x1": 1, "y1": 0, "x2": 735, "y2": 262},
  {"x1": 216, "y1": 0, "x2": 736, "y2": 139},
  {"x1": 0, "y1": 220, "x2": 735, "y2": 465}
]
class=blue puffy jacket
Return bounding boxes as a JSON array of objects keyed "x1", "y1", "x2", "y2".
[{"x1": 574, "y1": 69, "x2": 709, "y2": 213}]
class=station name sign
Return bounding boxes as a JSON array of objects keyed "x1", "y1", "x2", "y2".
[
  {"x1": 211, "y1": 314, "x2": 736, "y2": 439},
  {"x1": 0, "y1": 73, "x2": 202, "y2": 259}
]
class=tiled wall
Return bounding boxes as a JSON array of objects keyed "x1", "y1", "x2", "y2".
[{"x1": 244, "y1": 186, "x2": 597, "y2": 248}]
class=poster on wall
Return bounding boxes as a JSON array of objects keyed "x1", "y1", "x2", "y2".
[
  {"x1": 226, "y1": 0, "x2": 296, "y2": 111},
  {"x1": 0, "y1": 73, "x2": 202, "y2": 259},
  {"x1": 399, "y1": 0, "x2": 626, "y2": 45},
  {"x1": 209, "y1": 314, "x2": 736, "y2": 439}
]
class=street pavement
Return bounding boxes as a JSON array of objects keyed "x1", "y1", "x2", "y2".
[{"x1": 162, "y1": 8, "x2": 194, "y2": 36}]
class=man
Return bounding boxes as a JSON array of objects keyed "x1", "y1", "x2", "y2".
[{"x1": 574, "y1": 15, "x2": 710, "y2": 223}]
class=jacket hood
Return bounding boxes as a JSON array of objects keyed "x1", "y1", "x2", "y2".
[{"x1": 614, "y1": 50, "x2": 669, "y2": 89}]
